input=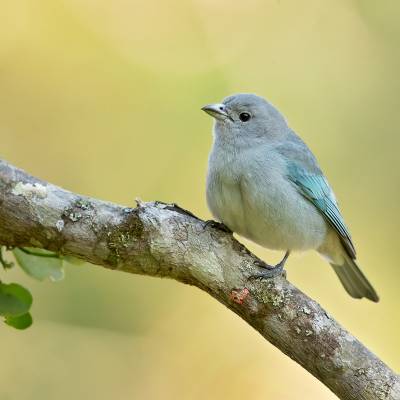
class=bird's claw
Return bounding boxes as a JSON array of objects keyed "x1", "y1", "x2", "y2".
[
  {"x1": 204, "y1": 220, "x2": 233, "y2": 234},
  {"x1": 249, "y1": 260, "x2": 285, "y2": 280},
  {"x1": 248, "y1": 251, "x2": 290, "y2": 280}
]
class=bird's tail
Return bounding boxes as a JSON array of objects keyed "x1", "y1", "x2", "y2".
[{"x1": 330, "y1": 255, "x2": 379, "y2": 302}]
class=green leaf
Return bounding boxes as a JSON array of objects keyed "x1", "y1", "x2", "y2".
[
  {"x1": 63, "y1": 256, "x2": 86, "y2": 267},
  {"x1": 0, "y1": 247, "x2": 14, "y2": 269},
  {"x1": 0, "y1": 283, "x2": 32, "y2": 317},
  {"x1": 5, "y1": 312, "x2": 33, "y2": 330},
  {"x1": 13, "y1": 248, "x2": 64, "y2": 282}
]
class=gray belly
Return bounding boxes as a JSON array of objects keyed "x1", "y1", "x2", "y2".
[{"x1": 206, "y1": 168, "x2": 327, "y2": 251}]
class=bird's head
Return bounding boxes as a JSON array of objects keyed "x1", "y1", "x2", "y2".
[{"x1": 202, "y1": 93, "x2": 288, "y2": 146}]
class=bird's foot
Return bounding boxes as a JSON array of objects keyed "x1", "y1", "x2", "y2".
[
  {"x1": 250, "y1": 260, "x2": 285, "y2": 279},
  {"x1": 204, "y1": 220, "x2": 233, "y2": 234},
  {"x1": 249, "y1": 251, "x2": 290, "y2": 280}
]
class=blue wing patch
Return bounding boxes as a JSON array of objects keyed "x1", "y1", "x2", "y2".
[{"x1": 287, "y1": 164, "x2": 356, "y2": 259}]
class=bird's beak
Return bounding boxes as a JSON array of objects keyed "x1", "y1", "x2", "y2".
[{"x1": 201, "y1": 103, "x2": 230, "y2": 121}]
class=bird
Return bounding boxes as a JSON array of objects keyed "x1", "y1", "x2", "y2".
[{"x1": 202, "y1": 93, "x2": 379, "y2": 302}]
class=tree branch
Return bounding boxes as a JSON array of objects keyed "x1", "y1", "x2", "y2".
[{"x1": 0, "y1": 159, "x2": 398, "y2": 400}]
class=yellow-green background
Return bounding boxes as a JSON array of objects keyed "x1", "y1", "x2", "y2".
[{"x1": 1, "y1": 0, "x2": 399, "y2": 399}]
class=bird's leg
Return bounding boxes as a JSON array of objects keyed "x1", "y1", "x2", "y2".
[
  {"x1": 204, "y1": 220, "x2": 233, "y2": 234},
  {"x1": 250, "y1": 251, "x2": 290, "y2": 280}
]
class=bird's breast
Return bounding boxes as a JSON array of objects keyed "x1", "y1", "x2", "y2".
[
  {"x1": 206, "y1": 147, "x2": 327, "y2": 251},
  {"x1": 207, "y1": 161, "x2": 249, "y2": 236}
]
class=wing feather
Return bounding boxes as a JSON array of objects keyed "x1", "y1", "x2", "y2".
[{"x1": 287, "y1": 164, "x2": 356, "y2": 259}]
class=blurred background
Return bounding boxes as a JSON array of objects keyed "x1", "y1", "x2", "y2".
[{"x1": 1, "y1": 0, "x2": 399, "y2": 398}]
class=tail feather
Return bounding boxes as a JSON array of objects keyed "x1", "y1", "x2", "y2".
[{"x1": 331, "y1": 257, "x2": 379, "y2": 302}]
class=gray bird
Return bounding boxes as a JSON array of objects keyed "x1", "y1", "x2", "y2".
[{"x1": 202, "y1": 93, "x2": 378, "y2": 302}]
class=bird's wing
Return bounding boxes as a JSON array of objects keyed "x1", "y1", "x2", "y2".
[{"x1": 287, "y1": 162, "x2": 356, "y2": 259}]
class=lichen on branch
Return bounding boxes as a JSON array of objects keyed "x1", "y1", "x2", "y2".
[{"x1": 0, "y1": 159, "x2": 398, "y2": 400}]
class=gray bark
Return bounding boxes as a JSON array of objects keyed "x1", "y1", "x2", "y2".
[{"x1": 0, "y1": 159, "x2": 398, "y2": 400}]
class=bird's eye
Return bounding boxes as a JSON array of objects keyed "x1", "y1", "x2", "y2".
[{"x1": 239, "y1": 112, "x2": 251, "y2": 122}]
